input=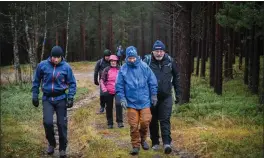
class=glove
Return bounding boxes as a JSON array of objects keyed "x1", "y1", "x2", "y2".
[
  {"x1": 94, "y1": 80, "x2": 99, "y2": 86},
  {"x1": 120, "y1": 99, "x2": 127, "y2": 110},
  {"x1": 151, "y1": 95, "x2": 158, "y2": 107},
  {"x1": 32, "y1": 98, "x2": 39, "y2": 107},
  {"x1": 175, "y1": 96, "x2": 180, "y2": 104},
  {"x1": 67, "y1": 98, "x2": 74, "y2": 108},
  {"x1": 102, "y1": 91, "x2": 109, "y2": 96}
]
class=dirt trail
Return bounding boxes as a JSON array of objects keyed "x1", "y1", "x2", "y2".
[{"x1": 48, "y1": 69, "x2": 196, "y2": 158}]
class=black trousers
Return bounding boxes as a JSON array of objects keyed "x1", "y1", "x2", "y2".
[
  {"x1": 105, "y1": 93, "x2": 123, "y2": 125},
  {"x1": 149, "y1": 95, "x2": 172, "y2": 145},
  {"x1": 42, "y1": 99, "x2": 67, "y2": 151},
  {"x1": 100, "y1": 85, "x2": 107, "y2": 109}
]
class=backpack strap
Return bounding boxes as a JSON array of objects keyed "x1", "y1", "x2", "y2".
[
  {"x1": 144, "y1": 54, "x2": 152, "y2": 66},
  {"x1": 99, "y1": 58, "x2": 103, "y2": 67}
]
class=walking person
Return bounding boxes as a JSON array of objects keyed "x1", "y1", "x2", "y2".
[
  {"x1": 94, "y1": 49, "x2": 111, "y2": 113},
  {"x1": 115, "y1": 46, "x2": 158, "y2": 155},
  {"x1": 32, "y1": 46, "x2": 77, "y2": 158},
  {"x1": 100, "y1": 55, "x2": 124, "y2": 129},
  {"x1": 143, "y1": 40, "x2": 181, "y2": 154}
]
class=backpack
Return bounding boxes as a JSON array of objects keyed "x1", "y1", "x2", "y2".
[{"x1": 144, "y1": 54, "x2": 173, "y2": 69}]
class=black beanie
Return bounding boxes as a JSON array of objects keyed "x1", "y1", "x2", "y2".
[{"x1": 51, "y1": 46, "x2": 64, "y2": 57}]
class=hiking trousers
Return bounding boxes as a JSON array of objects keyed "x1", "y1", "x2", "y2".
[
  {"x1": 105, "y1": 93, "x2": 123, "y2": 125},
  {"x1": 43, "y1": 99, "x2": 67, "y2": 151},
  {"x1": 149, "y1": 95, "x2": 172, "y2": 145},
  {"x1": 127, "y1": 107, "x2": 152, "y2": 148}
]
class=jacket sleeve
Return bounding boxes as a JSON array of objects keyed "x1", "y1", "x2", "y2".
[
  {"x1": 100, "y1": 67, "x2": 108, "y2": 92},
  {"x1": 115, "y1": 70, "x2": 125, "y2": 101},
  {"x1": 67, "y1": 65, "x2": 77, "y2": 99},
  {"x1": 172, "y1": 60, "x2": 181, "y2": 97},
  {"x1": 147, "y1": 66, "x2": 158, "y2": 96},
  {"x1": 94, "y1": 60, "x2": 100, "y2": 83},
  {"x1": 32, "y1": 63, "x2": 43, "y2": 99}
]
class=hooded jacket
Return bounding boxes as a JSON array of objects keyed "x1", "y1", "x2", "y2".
[
  {"x1": 32, "y1": 57, "x2": 76, "y2": 101},
  {"x1": 115, "y1": 46, "x2": 158, "y2": 109}
]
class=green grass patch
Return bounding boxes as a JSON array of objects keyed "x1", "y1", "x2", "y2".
[{"x1": 1, "y1": 82, "x2": 89, "y2": 157}]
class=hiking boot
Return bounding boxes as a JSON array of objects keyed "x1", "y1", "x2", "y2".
[
  {"x1": 164, "y1": 144, "x2": 172, "y2": 154},
  {"x1": 130, "y1": 147, "x2": 140, "y2": 155},
  {"x1": 141, "y1": 141, "x2": 149, "y2": 150},
  {"x1": 59, "y1": 150, "x2": 66, "y2": 158},
  {"x1": 108, "y1": 125, "x2": 113, "y2": 129},
  {"x1": 117, "y1": 122, "x2": 124, "y2": 128},
  {"x1": 47, "y1": 145, "x2": 55, "y2": 155},
  {"x1": 99, "y1": 107, "x2": 104, "y2": 113},
  {"x1": 152, "y1": 144, "x2": 160, "y2": 151}
]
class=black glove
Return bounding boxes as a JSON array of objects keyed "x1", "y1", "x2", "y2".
[
  {"x1": 94, "y1": 80, "x2": 99, "y2": 86},
  {"x1": 32, "y1": 98, "x2": 39, "y2": 107},
  {"x1": 151, "y1": 95, "x2": 158, "y2": 107},
  {"x1": 175, "y1": 96, "x2": 180, "y2": 104},
  {"x1": 67, "y1": 98, "x2": 74, "y2": 108}
]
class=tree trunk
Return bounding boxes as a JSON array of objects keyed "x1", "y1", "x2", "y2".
[
  {"x1": 178, "y1": 2, "x2": 192, "y2": 104},
  {"x1": 248, "y1": 29, "x2": 254, "y2": 90},
  {"x1": 251, "y1": 26, "x2": 260, "y2": 94},
  {"x1": 140, "y1": 7, "x2": 145, "y2": 57},
  {"x1": 108, "y1": 12, "x2": 113, "y2": 52},
  {"x1": 196, "y1": 39, "x2": 201, "y2": 76},
  {"x1": 244, "y1": 30, "x2": 249, "y2": 85},
  {"x1": 98, "y1": 3, "x2": 102, "y2": 57},
  {"x1": 201, "y1": 2, "x2": 207, "y2": 77},
  {"x1": 41, "y1": 2, "x2": 47, "y2": 61},
  {"x1": 65, "y1": 2, "x2": 70, "y2": 60},
  {"x1": 25, "y1": 20, "x2": 37, "y2": 73},
  {"x1": 239, "y1": 31, "x2": 243, "y2": 70},
  {"x1": 80, "y1": 14, "x2": 85, "y2": 60},
  {"x1": 209, "y1": 2, "x2": 215, "y2": 87},
  {"x1": 10, "y1": 12, "x2": 22, "y2": 83},
  {"x1": 170, "y1": 3, "x2": 174, "y2": 56},
  {"x1": 214, "y1": 1, "x2": 223, "y2": 95}
]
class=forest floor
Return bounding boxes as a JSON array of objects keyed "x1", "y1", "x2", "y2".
[{"x1": 1, "y1": 60, "x2": 263, "y2": 158}]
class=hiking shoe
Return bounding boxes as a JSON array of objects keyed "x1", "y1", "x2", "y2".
[
  {"x1": 99, "y1": 107, "x2": 104, "y2": 113},
  {"x1": 117, "y1": 122, "x2": 124, "y2": 128},
  {"x1": 141, "y1": 141, "x2": 149, "y2": 150},
  {"x1": 130, "y1": 147, "x2": 140, "y2": 155},
  {"x1": 152, "y1": 144, "x2": 160, "y2": 151},
  {"x1": 164, "y1": 144, "x2": 172, "y2": 154},
  {"x1": 59, "y1": 150, "x2": 66, "y2": 158},
  {"x1": 47, "y1": 145, "x2": 55, "y2": 155},
  {"x1": 108, "y1": 125, "x2": 113, "y2": 129}
]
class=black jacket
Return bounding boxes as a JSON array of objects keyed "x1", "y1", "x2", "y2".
[
  {"x1": 94, "y1": 58, "x2": 110, "y2": 84},
  {"x1": 144, "y1": 53, "x2": 181, "y2": 98}
]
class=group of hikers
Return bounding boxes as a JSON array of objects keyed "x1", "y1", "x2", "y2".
[{"x1": 32, "y1": 40, "x2": 181, "y2": 157}]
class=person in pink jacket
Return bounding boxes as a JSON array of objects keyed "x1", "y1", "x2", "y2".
[{"x1": 100, "y1": 55, "x2": 124, "y2": 129}]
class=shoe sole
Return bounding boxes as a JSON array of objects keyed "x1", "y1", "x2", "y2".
[
  {"x1": 130, "y1": 152, "x2": 139, "y2": 155},
  {"x1": 47, "y1": 151, "x2": 54, "y2": 155},
  {"x1": 164, "y1": 147, "x2": 172, "y2": 154}
]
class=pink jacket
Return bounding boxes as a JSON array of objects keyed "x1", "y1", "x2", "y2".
[{"x1": 100, "y1": 66, "x2": 119, "y2": 94}]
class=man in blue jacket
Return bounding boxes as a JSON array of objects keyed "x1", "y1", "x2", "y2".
[
  {"x1": 32, "y1": 46, "x2": 76, "y2": 158},
  {"x1": 115, "y1": 46, "x2": 158, "y2": 155},
  {"x1": 143, "y1": 40, "x2": 181, "y2": 154}
]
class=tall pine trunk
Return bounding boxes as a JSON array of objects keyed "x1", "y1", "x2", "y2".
[
  {"x1": 209, "y1": 2, "x2": 215, "y2": 87},
  {"x1": 140, "y1": 8, "x2": 145, "y2": 56},
  {"x1": 178, "y1": 2, "x2": 192, "y2": 103},
  {"x1": 98, "y1": 3, "x2": 102, "y2": 57},
  {"x1": 65, "y1": 2, "x2": 70, "y2": 60},
  {"x1": 244, "y1": 30, "x2": 249, "y2": 85},
  {"x1": 10, "y1": 11, "x2": 22, "y2": 83},
  {"x1": 201, "y1": 2, "x2": 207, "y2": 77},
  {"x1": 214, "y1": 1, "x2": 223, "y2": 95},
  {"x1": 41, "y1": 2, "x2": 47, "y2": 61},
  {"x1": 251, "y1": 26, "x2": 260, "y2": 94}
]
